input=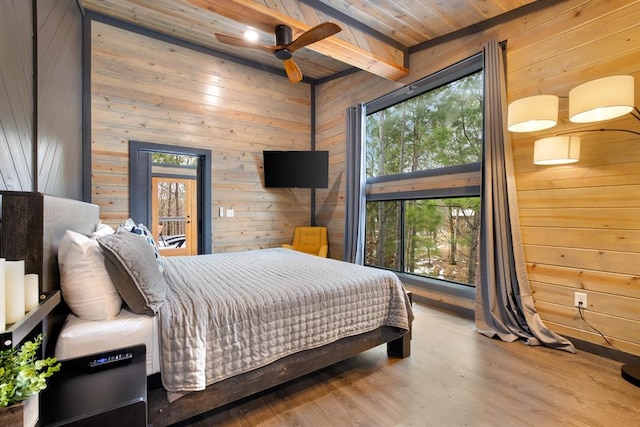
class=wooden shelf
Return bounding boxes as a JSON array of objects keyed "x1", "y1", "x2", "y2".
[{"x1": 1, "y1": 290, "x2": 61, "y2": 349}]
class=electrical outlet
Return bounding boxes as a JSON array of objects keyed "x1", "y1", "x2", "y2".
[
  {"x1": 226, "y1": 209, "x2": 234, "y2": 217},
  {"x1": 574, "y1": 292, "x2": 587, "y2": 308}
]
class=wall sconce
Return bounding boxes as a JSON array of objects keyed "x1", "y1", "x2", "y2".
[
  {"x1": 508, "y1": 75, "x2": 638, "y2": 165},
  {"x1": 533, "y1": 136, "x2": 580, "y2": 165}
]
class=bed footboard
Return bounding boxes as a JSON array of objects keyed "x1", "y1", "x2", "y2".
[
  {"x1": 148, "y1": 325, "x2": 410, "y2": 426},
  {"x1": 388, "y1": 290, "x2": 412, "y2": 358},
  {"x1": 387, "y1": 328, "x2": 411, "y2": 358}
]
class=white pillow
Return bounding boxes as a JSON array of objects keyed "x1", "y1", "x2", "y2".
[
  {"x1": 92, "y1": 222, "x2": 115, "y2": 238},
  {"x1": 58, "y1": 230, "x2": 123, "y2": 320}
]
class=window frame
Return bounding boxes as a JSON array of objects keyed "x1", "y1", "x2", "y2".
[{"x1": 362, "y1": 53, "x2": 483, "y2": 300}]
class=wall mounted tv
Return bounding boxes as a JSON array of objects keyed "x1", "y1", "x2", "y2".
[{"x1": 263, "y1": 150, "x2": 329, "y2": 188}]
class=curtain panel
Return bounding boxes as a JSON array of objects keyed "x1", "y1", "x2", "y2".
[
  {"x1": 475, "y1": 38, "x2": 575, "y2": 353},
  {"x1": 344, "y1": 105, "x2": 366, "y2": 264}
]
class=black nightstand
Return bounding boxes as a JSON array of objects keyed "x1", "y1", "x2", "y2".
[{"x1": 40, "y1": 345, "x2": 147, "y2": 427}]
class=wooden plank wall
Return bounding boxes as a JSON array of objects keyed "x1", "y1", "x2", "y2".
[
  {"x1": 315, "y1": 0, "x2": 640, "y2": 356},
  {"x1": 37, "y1": 0, "x2": 83, "y2": 199},
  {"x1": 89, "y1": 20, "x2": 312, "y2": 252},
  {"x1": 0, "y1": 0, "x2": 33, "y2": 192},
  {"x1": 0, "y1": 0, "x2": 82, "y2": 198}
]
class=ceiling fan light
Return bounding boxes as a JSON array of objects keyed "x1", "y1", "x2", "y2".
[
  {"x1": 243, "y1": 30, "x2": 259, "y2": 42},
  {"x1": 533, "y1": 136, "x2": 581, "y2": 165},
  {"x1": 507, "y1": 95, "x2": 559, "y2": 132},
  {"x1": 569, "y1": 75, "x2": 635, "y2": 123}
]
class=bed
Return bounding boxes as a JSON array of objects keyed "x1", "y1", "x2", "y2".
[{"x1": 0, "y1": 192, "x2": 413, "y2": 426}]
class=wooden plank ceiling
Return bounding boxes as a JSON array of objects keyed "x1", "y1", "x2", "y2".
[{"x1": 79, "y1": 0, "x2": 539, "y2": 83}]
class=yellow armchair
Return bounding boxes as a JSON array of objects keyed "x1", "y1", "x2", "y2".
[{"x1": 283, "y1": 226, "x2": 328, "y2": 257}]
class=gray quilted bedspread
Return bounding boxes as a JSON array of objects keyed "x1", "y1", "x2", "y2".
[{"x1": 159, "y1": 248, "x2": 412, "y2": 393}]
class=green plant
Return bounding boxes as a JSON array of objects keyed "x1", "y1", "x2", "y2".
[{"x1": 0, "y1": 334, "x2": 60, "y2": 408}]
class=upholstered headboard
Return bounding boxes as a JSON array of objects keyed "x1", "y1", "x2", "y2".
[
  {"x1": 0, "y1": 191, "x2": 100, "y2": 292},
  {"x1": 0, "y1": 191, "x2": 100, "y2": 353}
]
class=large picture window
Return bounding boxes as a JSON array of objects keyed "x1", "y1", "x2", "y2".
[
  {"x1": 367, "y1": 72, "x2": 483, "y2": 177},
  {"x1": 363, "y1": 56, "x2": 483, "y2": 288},
  {"x1": 365, "y1": 197, "x2": 480, "y2": 285}
]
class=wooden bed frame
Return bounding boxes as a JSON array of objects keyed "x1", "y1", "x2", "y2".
[{"x1": 0, "y1": 192, "x2": 411, "y2": 426}]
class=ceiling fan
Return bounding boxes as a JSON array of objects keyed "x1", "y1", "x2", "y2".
[{"x1": 215, "y1": 22, "x2": 342, "y2": 84}]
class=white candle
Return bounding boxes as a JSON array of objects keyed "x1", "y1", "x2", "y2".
[
  {"x1": 0, "y1": 259, "x2": 5, "y2": 331},
  {"x1": 24, "y1": 274, "x2": 39, "y2": 312},
  {"x1": 5, "y1": 260, "x2": 25, "y2": 324}
]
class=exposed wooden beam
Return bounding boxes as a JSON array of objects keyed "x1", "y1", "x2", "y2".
[{"x1": 188, "y1": 0, "x2": 409, "y2": 81}]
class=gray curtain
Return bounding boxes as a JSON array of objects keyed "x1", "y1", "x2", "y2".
[
  {"x1": 476, "y1": 38, "x2": 575, "y2": 353},
  {"x1": 344, "y1": 104, "x2": 366, "y2": 264}
]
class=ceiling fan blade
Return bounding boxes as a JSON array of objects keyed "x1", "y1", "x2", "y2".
[
  {"x1": 214, "y1": 33, "x2": 278, "y2": 52},
  {"x1": 287, "y1": 22, "x2": 341, "y2": 52},
  {"x1": 283, "y1": 58, "x2": 303, "y2": 84}
]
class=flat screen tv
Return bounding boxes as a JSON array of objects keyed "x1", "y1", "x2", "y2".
[{"x1": 263, "y1": 150, "x2": 329, "y2": 188}]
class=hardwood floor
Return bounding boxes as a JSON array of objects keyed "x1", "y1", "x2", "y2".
[{"x1": 175, "y1": 303, "x2": 640, "y2": 427}]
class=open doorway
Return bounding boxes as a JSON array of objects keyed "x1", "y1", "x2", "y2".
[{"x1": 129, "y1": 141, "x2": 212, "y2": 255}]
